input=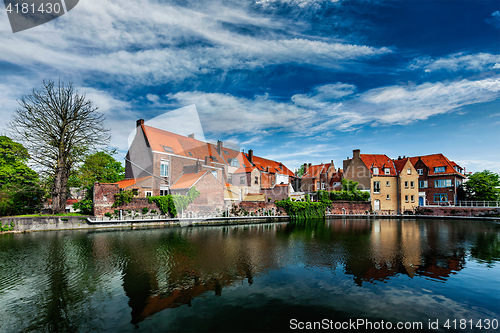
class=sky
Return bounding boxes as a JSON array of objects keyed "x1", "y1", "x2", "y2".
[{"x1": 0, "y1": 0, "x2": 499, "y2": 174}]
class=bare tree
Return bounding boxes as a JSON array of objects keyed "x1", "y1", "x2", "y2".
[{"x1": 10, "y1": 80, "x2": 110, "y2": 214}]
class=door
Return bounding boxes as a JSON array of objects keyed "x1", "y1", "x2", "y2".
[
  {"x1": 374, "y1": 200, "x2": 380, "y2": 211},
  {"x1": 419, "y1": 196, "x2": 424, "y2": 206}
]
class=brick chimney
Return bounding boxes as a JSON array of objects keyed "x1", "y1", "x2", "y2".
[
  {"x1": 303, "y1": 163, "x2": 308, "y2": 174},
  {"x1": 188, "y1": 133, "x2": 195, "y2": 138},
  {"x1": 353, "y1": 149, "x2": 360, "y2": 159},
  {"x1": 248, "y1": 149, "x2": 254, "y2": 165},
  {"x1": 217, "y1": 140, "x2": 223, "y2": 155},
  {"x1": 205, "y1": 156, "x2": 210, "y2": 165},
  {"x1": 136, "y1": 119, "x2": 144, "y2": 132},
  {"x1": 195, "y1": 159, "x2": 200, "y2": 173}
]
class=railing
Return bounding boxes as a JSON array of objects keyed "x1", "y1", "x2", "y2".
[
  {"x1": 456, "y1": 201, "x2": 500, "y2": 208},
  {"x1": 423, "y1": 200, "x2": 500, "y2": 208}
]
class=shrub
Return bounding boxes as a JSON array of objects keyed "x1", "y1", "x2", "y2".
[
  {"x1": 113, "y1": 189, "x2": 137, "y2": 207},
  {"x1": 142, "y1": 207, "x2": 149, "y2": 215},
  {"x1": 104, "y1": 212, "x2": 112, "y2": 218}
]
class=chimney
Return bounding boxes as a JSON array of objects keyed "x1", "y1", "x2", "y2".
[
  {"x1": 266, "y1": 166, "x2": 269, "y2": 172},
  {"x1": 303, "y1": 163, "x2": 308, "y2": 173},
  {"x1": 353, "y1": 149, "x2": 360, "y2": 159},
  {"x1": 195, "y1": 160, "x2": 200, "y2": 173},
  {"x1": 217, "y1": 140, "x2": 223, "y2": 155},
  {"x1": 308, "y1": 163, "x2": 312, "y2": 169},
  {"x1": 136, "y1": 119, "x2": 144, "y2": 131},
  {"x1": 398, "y1": 156, "x2": 401, "y2": 160},
  {"x1": 188, "y1": 133, "x2": 195, "y2": 138},
  {"x1": 248, "y1": 149, "x2": 254, "y2": 165},
  {"x1": 279, "y1": 163, "x2": 282, "y2": 170},
  {"x1": 205, "y1": 156, "x2": 210, "y2": 165}
]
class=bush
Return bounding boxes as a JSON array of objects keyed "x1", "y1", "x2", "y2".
[
  {"x1": 142, "y1": 207, "x2": 149, "y2": 215},
  {"x1": 275, "y1": 198, "x2": 326, "y2": 220},
  {"x1": 113, "y1": 189, "x2": 137, "y2": 207}
]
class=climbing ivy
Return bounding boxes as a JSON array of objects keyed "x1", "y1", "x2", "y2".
[
  {"x1": 149, "y1": 186, "x2": 200, "y2": 217},
  {"x1": 148, "y1": 195, "x2": 177, "y2": 217},
  {"x1": 113, "y1": 189, "x2": 137, "y2": 207}
]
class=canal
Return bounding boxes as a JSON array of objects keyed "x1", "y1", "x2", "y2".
[{"x1": 0, "y1": 218, "x2": 499, "y2": 332}]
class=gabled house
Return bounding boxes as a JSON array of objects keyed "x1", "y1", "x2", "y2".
[
  {"x1": 298, "y1": 162, "x2": 337, "y2": 192},
  {"x1": 343, "y1": 149, "x2": 419, "y2": 214},
  {"x1": 407, "y1": 154, "x2": 466, "y2": 206},
  {"x1": 122, "y1": 119, "x2": 294, "y2": 205}
]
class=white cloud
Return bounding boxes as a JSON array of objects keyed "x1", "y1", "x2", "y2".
[
  {"x1": 167, "y1": 77, "x2": 500, "y2": 136},
  {"x1": 410, "y1": 52, "x2": 500, "y2": 72},
  {"x1": 0, "y1": 0, "x2": 391, "y2": 85},
  {"x1": 486, "y1": 10, "x2": 500, "y2": 28}
]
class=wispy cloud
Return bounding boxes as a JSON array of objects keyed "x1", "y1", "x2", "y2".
[
  {"x1": 485, "y1": 10, "x2": 500, "y2": 29},
  {"x1": 409, "y1": 52, "x2": 500, "y2": 73}
]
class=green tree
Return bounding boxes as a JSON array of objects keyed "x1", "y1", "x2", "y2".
[
  {"x1": 72, "y1": 151, "x2": 125, "y2": 188},
  {"x1": 9, "y1": 80, "x2": 110, "y2": 213},
  {"x1": 465, "y1": 170, "x2": 500, "y2": 201},
  {"x1": 0, "y1": 136, "x2": 43, "y2": 216},
  {"x1": 296, "y1": 164, "x2": 306, "y2": 177}
]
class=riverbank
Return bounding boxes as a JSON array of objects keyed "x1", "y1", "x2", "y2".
[{"x1": 1, "y1": 213, "x2": 499, "y2": 234}]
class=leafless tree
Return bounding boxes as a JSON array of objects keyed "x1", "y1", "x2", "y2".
[{"x1": 10, "y1": 80, "x2": 110, "y2": 214}]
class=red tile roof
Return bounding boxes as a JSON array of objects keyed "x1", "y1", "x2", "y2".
[
  {"x1": 170, "y1": 171, "x2": 208, "y2": 190},
  {"x1": 244, "y1": 153, "x2": 295, "y2": 177},
  {"x1": 392, "y1": 158, "x2": 410, "y2": 175},
  {"x1": 360, "y1": 154, "x2": 397, "y2": 176},
  {"x1": 302, "y1": 163, "x2": 332, "y2": 178},
  {"x1": 408, "y1": 154, "x2": 464, "y2": 177},
  {"x1": 115, "y1": 176, "x2": 152, "y2": 189}
]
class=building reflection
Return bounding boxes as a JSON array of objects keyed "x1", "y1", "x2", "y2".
[{"x1": 93, "y1": 220, "x2": 495, "y2": 326}]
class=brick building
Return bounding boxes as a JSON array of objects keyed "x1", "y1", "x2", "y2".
[
  {"x1": 122, "y1": 119, "x2": 295, "y2": 204},
  {"x1": 407, "y1": 154, "x2": 466, "y2": 206},
  {"x1": 343, "y1": 149, "x2": 419, "y2": 214}
]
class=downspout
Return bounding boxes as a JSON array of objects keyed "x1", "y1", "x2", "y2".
[{"x1": 397, "y1": 175, "x2": 400, "y2": 215}]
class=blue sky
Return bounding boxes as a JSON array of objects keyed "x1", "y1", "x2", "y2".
[{"x1": 0, "y1": 0, "x2": 499, "y2": 174}]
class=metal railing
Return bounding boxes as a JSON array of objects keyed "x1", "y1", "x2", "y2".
[{"x1": 422, "y1": 200, "x2": 500, "y2": 208}]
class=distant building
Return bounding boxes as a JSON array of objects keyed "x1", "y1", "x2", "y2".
[{"x1": 298, "y1": 161, "x2": 336, "y2": 192}]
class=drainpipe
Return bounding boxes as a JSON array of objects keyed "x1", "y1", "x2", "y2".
[{"x1": 397, "y1": 176, "x2": 400, "y2": 215}]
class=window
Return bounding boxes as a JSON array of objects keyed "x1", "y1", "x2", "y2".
[
  {"x1": 434, "y1": 194, "x2": 448, "y2": 202},
  {"x1": 145, "y1": 191, "x2": 152, "y2": 197},
  {"x1": 405, "y1": 195, "x2": 409, "y2": 202},
  {"x1": 162, "y1": 146, "x2": 174, "y2": 153},
  {"x1": 160, "y1": 160, "x2": 169, "y2": 177},
  {"x1": 160, "y1": 189, "x2": 168, "y2": 196},
  {"x1": 321, "y1": 182, "x2": 325, "y2": 190},
  {"x1": 230, "y1": 159, "x2": 239, "y2": 167},
  {"x1": 386, "y1": 181, "x2": 390, "y2": 187},
  {"x1": 405, "y1": 181, "x2": 409, "y2": 188},
  {"x1": 386, "y1": 194, "x2": 391, "y2": 200},
  {"x1": 271, "y1": 179, "x2": 275, "y2": 186},
  {"x1": 384, "y1": 168, "x2": 390, "y2": 175},
  {"x1": 407, "y1": 168, "x2": 411, "y2": 175},
  {"x1": 223, "y1": 150, "x2": 229, "y2": 155},
  {"x1": 373, "y1": 181, "x2": 380, "y2": 193},
  {"x1": 411, "y1": 195, "x2": 415, "y2": 202},
  {"x1": 254, "y1": 176, "x2": 258, "y2": 184},
  {"x1": 456, "y1": 180, "x2": 462, "y2": 187},
  {"x1": 227, "y1": 174, "x2": 232, "y2": 184},
  {"x1": 410, "y1": 181, "x2": 415, "y2": 188},
  {"x1": 210, "y1": 156, "x2": 218, "y2": 162},
  {"x1": 132, "y1": 189, "x2": 139, "y2": 196},
  {"x1": 434, "y1": 166, "x2": 445, "y2": 173},
  {"x1": 435, "y1": 179, "x2": 452, "y2": 188},
  {"x1": 417, "y1": 169, "x2": 423, "y2": 175},
  {"x1": 419, "y1": 180, "x2": 428, "y2": 188},
  {"x1": 188, "y1": 152, "x2": 193, "y2": 156},
  {"x1": 240, "y1": 176, "x2": 245, "y2": 184},
  {"x1": 373, "y1": 167, "x2": 379, "y2": 175},
  {"x1": 212, "y1": 171, "x2": 217, "y2": 179}
]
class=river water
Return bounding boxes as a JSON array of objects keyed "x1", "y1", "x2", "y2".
[{"x1": 0, "y1": 218, "x2": 499, "y2": 332}]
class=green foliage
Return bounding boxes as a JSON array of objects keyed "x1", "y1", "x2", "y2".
[
  {"x1": 104, "y1": 212, "x2": 112, "y2": 218},
  {"x1": 142, "y1": 207, "x2": 149, "y2": 214},
  {"x1": 0, "y1": 221, "x2": 15, "y2": 232},
  {"x1": 73, "y1": 198, "x2": 93, "y2": 215},
  {"x1": 69, "y1": 151, "x2": 125, "y2": 188},
  {"x1": 275, "y1": 198, "x2": 326, "y2": 220},
  {"x1": 0, "y1": 136, "x2": 43, "y2": 216},
  {"x1": 316, "y1": 179, "x2": 370, "y2": 202},
  {"x1": 465, "y1": 170, "x2": 500, "y2": 201},
  {"x1": 113, "y1": 189, "x2": 137, "y2": 207},
  {"x1": 296, "y1": 164, "x2": 306, "y2": 177},
  {"x1": 149, "y1": 195, "x2": 177, "y2": 216},
  {"x1": 149, "y1": 187, "x2": 201, "y2": 217}
]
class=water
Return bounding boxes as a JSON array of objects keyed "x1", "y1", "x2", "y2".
[{"x1": 0, "y1": 218, "x2": 499, "y2": 332}]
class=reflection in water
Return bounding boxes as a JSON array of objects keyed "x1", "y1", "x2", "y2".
[{"x1": 0, "y1": 219, "x2": 499, "y2": 332}]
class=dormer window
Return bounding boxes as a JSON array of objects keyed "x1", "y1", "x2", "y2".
[
  {"x1": 373, "y1": 167, "x2": 379, "y2": 175},
  {"x1": 210, "y1": 156, "x2": 218, "y2": 162},
  {"x1": 434, "y1": 166, "x2": 445, "y2": 173},
  {"x1": 384, "y1": 168, "x2": 390, "y2": 175},
  {"x1": 223, "y1": 150, "x2": 229, "y2": 155},
  {"x1": 230, "y1": 159, "x2": 239, "y2": 167},
  {"x1": 417, "y1": 169, "x2": 423, "y2": 175}
]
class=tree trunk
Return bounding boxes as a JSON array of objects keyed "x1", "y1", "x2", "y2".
[{"x1": 52, "y1": 156, "x2": 68, "y2": 214}]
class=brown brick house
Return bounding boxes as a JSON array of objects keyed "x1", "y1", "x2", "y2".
[
  {"x1": 407, "y1": 154, "x2": 466, "y2": 206},
  {"x1": 122, "y1": 119, "x2": 295, "y2": 203},
  {"x1": 298, "y1": 162, "x2": 338, "y2": 192}
]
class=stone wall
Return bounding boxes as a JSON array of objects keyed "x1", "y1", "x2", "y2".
[
  {"x1": 416, "y1": 206, "x2": 499, "y2": 217},
  {"x1": 328, "y1": 201, "x2": 371, "y2": 215},
  {"x1": 262, "y1": 185, "x2": 290, "y2": 202}
]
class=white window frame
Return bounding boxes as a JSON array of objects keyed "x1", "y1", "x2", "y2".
[
  {"x1": 373, "y1": 181, "x2": 380, "y2": 194},
  {"x1": 373, "y1": 167, "x2": 379, "y2": 175},
  {"x1": 417, "y1": 169, "x2": 423, "y2": 175},
  {"x1": 145, "y1": 191, "x2": 153, "y2": 197},
  {"x1": 384, "y1": 168, "x2": 390, "y2": 175},
  {"x1": 407, "y1": 168, "x2": 411, "y2": 175},
  {"x1": 160, "y1": 159, "x2": 169, "y2": 177}
]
